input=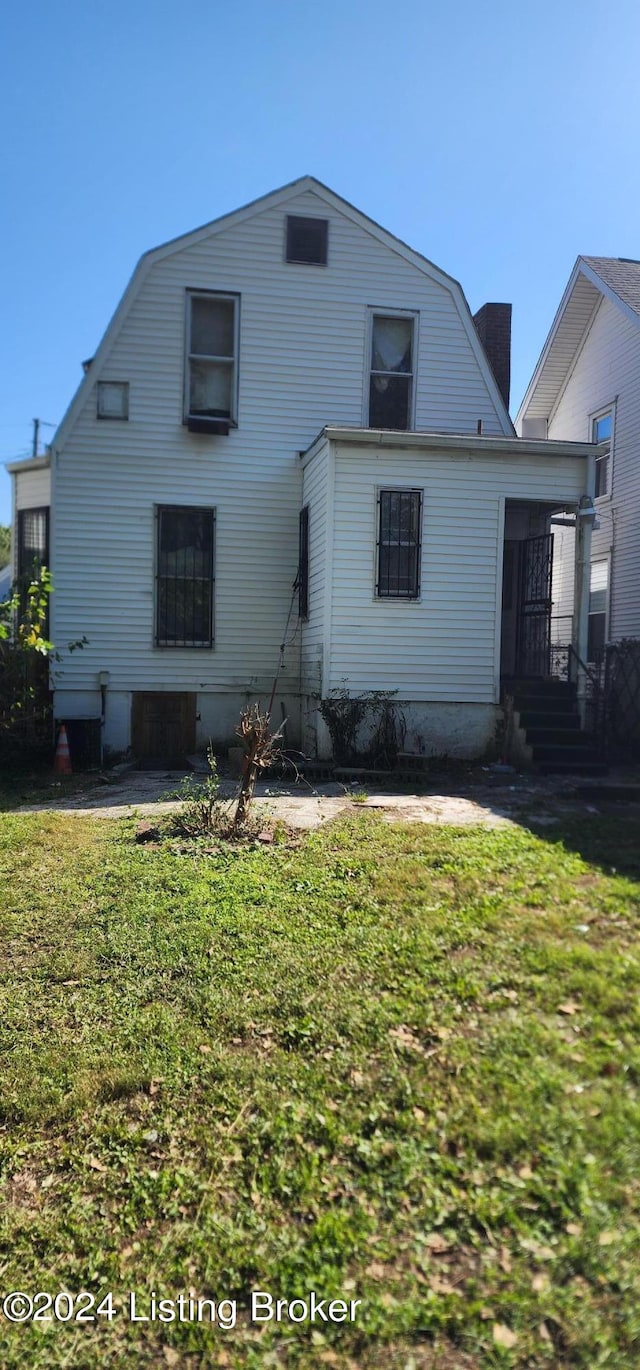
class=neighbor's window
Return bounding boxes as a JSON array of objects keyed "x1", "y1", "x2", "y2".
[
  {"x1": 369, "y1": 314, "x2": 415, "y2": 430},
  {"x1": 376, "y1": 489, "x2": 422, "y2": 599},
  {"x1": 17, "y1": 507, "x2": 50, "y2": 627},
  {"x1": 592, "y1": 409, "x2": 612, "y2": 497},
  {"x1": 97, "y1": 380, "x2": 129, "y2": 420},
  {"x1": 286, "y1": 215, "x2": 328, "y2": 265},
  {"x1": 298, "y1": 506, "x2": 309, "y2": 618},
  {"x1": 587, "y1": 560, "x2": 608, "y2": 663},
  {"x1": 185, "y1": 292, "x2": 239, "y2": 423},
  {"x1": 17, "y1": 507, "x2": 49, "y2": 579},
  {"x1": 155, "y1": 506, "x2": 215, "y2": 647}
]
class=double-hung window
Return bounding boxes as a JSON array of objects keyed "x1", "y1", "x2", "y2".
[
  {"x1": 587, "y1": 560, "x2": 608, "y2": 663},
  {"x1": 155, "y1": 506, "x2": 215, "y2": 647},
  {"x1": 185, "y1": 292, "x2": 239, "y2": 427},
  {"x1": 376, "y1": 489, "x2": 422, "y2": 599},
  {"x1": 592, "y1": 409, "x2": 613, "y2": 497},
  {"x1": 368, "y1": 313, "x2": 416, "y2": 430}
]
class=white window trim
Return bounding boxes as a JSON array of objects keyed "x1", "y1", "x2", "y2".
[
  {"x1": 184, "y1": 291, "x2": 240, "y2": 425},
  {"x1": 363, "y1": 308, "x2": 419, "y2": 430},
  {"x1": 589, "y1": 400, "x2": 616, "y2": 503},
  {"x1": 373, "y1": 485, "x2": 424, "y2": 603}
]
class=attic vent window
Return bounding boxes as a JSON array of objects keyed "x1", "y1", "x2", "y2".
[
  {"x1": 286, "y1": 215, "x2": 328, "y2": 266},
  {"x1": 97, "y1": 381, "x2": 129, "y2": 420}
]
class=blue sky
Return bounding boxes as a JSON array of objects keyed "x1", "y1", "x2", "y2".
[{"x1": 2, "y1": 0, "x2": 639, "y2": 522}]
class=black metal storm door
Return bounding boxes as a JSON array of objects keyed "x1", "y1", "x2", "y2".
[{"x1": 515, "y1": 533, "x2": 553, "y2": 677}]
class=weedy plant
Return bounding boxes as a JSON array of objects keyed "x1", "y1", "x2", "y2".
[{"x1": 168, "y1": 745, "x2": 230, "y2": 838}]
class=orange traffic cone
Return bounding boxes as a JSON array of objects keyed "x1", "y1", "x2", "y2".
[{"x1": 54, "y1": 724, "x2": 72, "y2": 775}]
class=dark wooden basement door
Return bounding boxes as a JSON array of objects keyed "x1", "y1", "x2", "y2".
[{"x1": 131, "y1": 692, "x2": 196, "y2": 766}]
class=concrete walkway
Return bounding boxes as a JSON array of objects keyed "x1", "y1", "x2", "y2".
[{"x1": 15, "y1": 765, "x2": 631, "y2": 831}]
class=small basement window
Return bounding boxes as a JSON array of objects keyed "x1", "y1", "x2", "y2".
[
  {"x1": 185, "y1": 292, "x2": 239, "y2": 430},
  {"x1": 286, "y1": 215, "x2": 328, "y2": 265},
  {"x1": 97, "y1": 380, "x2": 129, "y2": 419}
]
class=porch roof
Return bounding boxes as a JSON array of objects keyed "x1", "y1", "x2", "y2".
[{"x1": 301, "y1": 425, "x2": 600, "y2": 468}]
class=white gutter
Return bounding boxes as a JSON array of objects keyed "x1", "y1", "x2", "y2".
[{"x1": 301, "y1": 426, "x2": 601, "y2": 465}]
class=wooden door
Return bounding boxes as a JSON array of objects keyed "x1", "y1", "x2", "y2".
[{"x1": 131, "y1": 692, "x2": 196, "y2": 766}]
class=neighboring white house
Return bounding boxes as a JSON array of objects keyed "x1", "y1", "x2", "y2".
[
  {"x1": 516, "y1": 256, "x2": 640, "y2": 661},
  {"x1": 7, "y1": 178, "x2": 599, "y2": 764}
]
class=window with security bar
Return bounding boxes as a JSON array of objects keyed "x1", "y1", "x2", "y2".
[
  {"x1": 376, "y1": 489, "x2": 422, "y2": 599},
  {"x1": 155, "y1": 507, "x2": 215, "y2": 647},
  {"x1": 298, "y1": 506, "x2": 309, "y2": 618},
  {"x1": 17, "y1": 508, "x2": 49, "y2": 580}
]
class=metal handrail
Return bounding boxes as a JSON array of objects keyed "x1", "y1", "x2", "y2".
[{"x1": 567, "y1": 644, "x2": 606, "y2": 754}]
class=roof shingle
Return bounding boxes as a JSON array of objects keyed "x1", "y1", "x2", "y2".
[{"x1": 582, "y1": 256, "x2": 640, "y2": 317}]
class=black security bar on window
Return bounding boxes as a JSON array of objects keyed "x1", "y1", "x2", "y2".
[
  {"x1": 298, "y1": 506, "x2": 309, "y2": 619},
  {"x1": 155, "y1": 506, "x2": 215, "y2": 647},
  {"x1": 376, "y1": 489, "x2": 422, "y2": 599}
]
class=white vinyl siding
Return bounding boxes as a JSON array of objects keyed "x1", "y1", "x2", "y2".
[
  {"x1": 312, "y1": 436, "x2": 586, "y2": 701},
  {"x1": 549, "y1": 295, "x2": 640, "y2": 638},
  {"x1": 51, "y1": 187, "x2": 507, "y2": 708}
]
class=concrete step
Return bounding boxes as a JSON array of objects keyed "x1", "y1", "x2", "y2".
[
  {"x1": 525, "y1": 727, "x2": 588, "y2": 746},
  {"x1": 518, "y1": 709, "x2": 581, "y2": 729},
  {"x1": 537, "y1": 760, "x2": 608, "y2": 776},
  {"x1": 515, "y1": 693, "x2": 578, "y2": 712},
  {"x1": 532, "y1": 743, "x2": 602, "y2": 764}
]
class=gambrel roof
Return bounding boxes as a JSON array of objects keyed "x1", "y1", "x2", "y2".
[
  {"x1": 53, "y1": 175, "x2": 514, "y2": 448},
  {"x1": 517, "y1": 255, "x2": 640, "y2": 425}
]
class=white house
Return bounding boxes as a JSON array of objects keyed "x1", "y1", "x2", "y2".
[
  {"x1": 8, "y1": 178, "x2": 600, "y2": 766},
  {"x1": 517, "y1": 256, "x2": 640, "y2": 662}
]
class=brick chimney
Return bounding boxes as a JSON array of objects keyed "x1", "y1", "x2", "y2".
[{"x1": 472, "y1": 302, "x2": 512, "y2": 412}]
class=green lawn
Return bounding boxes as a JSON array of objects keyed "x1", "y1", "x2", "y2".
[{"x1": 0, "y1": 810, "x2": 639, "y2": 1368}]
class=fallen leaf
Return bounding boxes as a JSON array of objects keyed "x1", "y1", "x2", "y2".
[
  {"x1": 198, "y1": 1044, "x2": 212, "y2": 1054},
  {"x1": 365, "y1": 1262, "x2": 387, "y2": 1280},
  {"x1": 163, "y1": 1350, "x2": 180, "y2": 1367},
  {"x1": 389, "y1": 1024, "x2": 426, "y2": 1054},
  {"x1": 557, "y1": 1001, "x2": 581, "y2": 1015},
  {"x1": 598, "y1": 1230, "x2": 618, "y2": 1246},
  {"x1": 518, "y1": 1165, "x2": 534, "y2": 1180},
  {"x1": 539, "y1": 1322, "x2": 552, "y2": 1343},
  {"x1": 531, "y1": 1273, "x2": 548, "y2": 1293},
  {"x1": 424, "y1": 1232, "x2": 452, "y2": 1253},
  {"x1": 87, "y1": 1156, "x2": 108, "y2": 1173},
  {"x1": 566, "y1": 1221, "x2": 582, "y2": 1237},
  {"x1": 493, "y1": 1323, "x2": 518, "y2": 1349}
]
